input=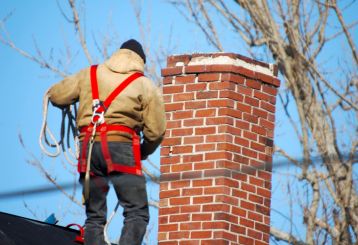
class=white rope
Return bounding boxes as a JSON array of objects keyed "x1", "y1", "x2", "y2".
[
  {"x1": 39, "y1": 90, "x2": 61, "y2": 157},
  {"x1": 39, "y1": 90, "x2": 79, "y2": 164},
  {"x1": 104, "y1": 201, "x2": 120, "y2": 245}
]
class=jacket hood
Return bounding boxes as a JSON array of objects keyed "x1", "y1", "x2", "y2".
[{"x1": 104, "y1": 49, "x2": 145, "y2": 73}]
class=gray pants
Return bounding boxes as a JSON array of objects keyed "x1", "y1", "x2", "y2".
[{"x1": 80, "y1": 142, "x2": 149, "y2": 245}]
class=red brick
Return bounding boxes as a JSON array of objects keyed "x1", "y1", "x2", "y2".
[
  {"x1": 221, "y1": 73, "x2": 245, "y2": 84},
  {"x1": 232, "y1": 189, "x2": 248, "y2": 199},
  {"x1": 202, "y1": 221, "x2": 230, "y2": 230},
  {"x1": 253, "y1": 108, "x2": 268, "y2": 119},
  {"x1": 180, "y1": 222, "x2": 202, "y2": 230},
  {"x1": 206, "y1": 134, "x2": 231, "y2": 143},
  {"x1": 186, "y1": 83, "x2": 207, "y2": 91},
  {"x1": 195, "y1": 143, "x2": 216, "y2": 152},
  {"x1": 218, "y1": 108, "x2": 242, "y2": 119},
  {"x1": 173, "y1": 92, "x2": 194, "y2": 102},
  {"x1": 237, "y1": 102, "x2": 252, "y2": 113},
  {"x1": 195, "y1": 108, "x2": 217, "y2": 117},
  {"x1": 238, "y1": 236, "x2": 254, "y2": 245},
  {"x1": 247, "y1": 228, "x2": 263, "y2": 240},
  {"x1": 183, "y1": 136, "x2": 204, "y2": 144},
  {"x1": 162, "y1": 137, "x2": 182, "y2": 146},
  {"x1": 259, "y1": 118, "x2": 275, "y2": 130},
  {"x1": 169, "y1": 231, "x2": 190, "y2": 240},
  {"x1": 159, "y1": 224, "x2": 179, "y2": 232},
  {"x1": 232, "y1": 206, "x2": 247, "y2": 217},
  {"x1": 210, "y1": 81, "x2": 236, "y2": 91},
  {"x1": 262, "y1": 84, "x2": 277, "y2": 96},
  {"x1": 162, "y1": 67, "x2": 183, "y2": 76},
  {"x1": 214, "y1": 231, "x2": 237, "y2": 242},
  {"x1": 215, "y1": 195, "x2": 239, "y2": 206},
  {"x1": 182, "y1": 154, "x2": 204, "y2": 163},
  {"x1": 196, "y1": 91, "x2": 218, "y2": 99},
  {"x1": 184, "y1": 65, "x2": 206, "y2": 73},
  {"x1": 159, "y1": 216, "x2": 168, "y2": 224},
  {"x1": 182, "y1": 188, "x2": 203, "y2": 196},
  {"x1": 195, "y1": 127, "x2": 216, "y2": 135},
  {"x1": 219, "y1": 125, "x2": 242, "y2": 136},
  {"x1": 248, "y1": 211, "x2": 263, "y2": 223},
  {"x1": 170, "y1": 180, "x2": 190, "y2": 189},
  {"x1": 160, "y1": 189, "x2": 180, "y2": 199},
  {"x1": 182, "y1": 170, "x2": 203, "y2": 180},
  {"x1": 260, "y1": 101, "x2": 275, "y2": 112},
  {"x1": 246, "y1": 79, "x2": 262, "y2": 89},
  {"x1": 166, "y1": 120, "x2": 182, "y2": 129},
  {"x1": 190, "y1": 231, "x2": 212, "y2": 239},
  {"x1": 165, "y1": 102, "x2": 184, "y2": 112},
  {"x1": 249, "y1": 194, "x2": 264, "y2": 204},
  {"x1": 206, "y1": 117, "x2": 234, "y2": 126},
  {"x1": 163, "y1": 85, "x2": 184, "y2": 94},
  {"x1": 163, "y1": 94, "x2": 172, "y2": 103},
  {"x1": 159, "y1": 240, "x2": 178, "y2": 245},
  {"x1": 170, "y1": 197, "x2": 190, "y2": 206},
  {"x1": 244, "y1": 96, "x2": 260, "y2": 107},
  {"x1": 163, "y1": 76, "x2": 173, "y2": 85},
  {"x1": 172, "y1": 145, "x2": 193, "y2": 154},
  {"x1": 193, "y1": 196, "x2": 214, "y2": 204},
  {"x1": 172, "y1": 128, "x2": 193, "y2": 136},
  {"x1": 192, "y1": 179, "x2": 213, "y2": 187},
  {"x1": 161, "y1": 156, "x2": 181, "y2": 165},
  {"x1": 219, "y1": 90, "x2": 244, "y2": 102},
  {"x1": 175, "y1": 75, "x2": 196, "y2": 84},
  {"x1": 254, "y1": 90, "x2": 274, "y2": 103},
  {"x1": 171, "y1": 163, "x2": 193, "y2": 172},
  {"x1": 198, "y1": 73, "x2": 221, "y2": 82},
  {"x1": 179, "y1": 240, "x2": 200, "y2": 245},
  {"x1": 208, "y1": 99, "x2": 235, "y2": 108},
  {"x1": 183, "y1": 118, "x2": 204, "y2": 127},
  {"x1": 238, "y1": 85, "x2": 253, "y2": 96},
  {"x1": 205, "y1": 151, "x2": 232, "y2": 161},
  {"x1": 185, "y1": 101, "x2": 206, "y2": 109},
  {"x1": 204, "y1": 186, "x2": 231, "y2": 195},
  {"x1": 255, "y1": 223, "x2": 270, "y2": 233},
  {"x1": 169, "y1": 214, "x2": 190, "y2": 222},
  {"x1": 243, "y1": 131, "x2": 258, "y2": 141},
  {"x1": 243, "y1": 113, "x2": 259, "y2": 124},
  {"x1": 251, "y1": 142, "x2": 265, "y2": 152},
  {"x1": 251, "y1": 125, "x2": 267, "y2": 136},
  {"x1": 240, "y1": 218, "x2": 255, "y2": 228},
  {"x1": 249, "y1": 176, "x2": 264, "y2": 187}
]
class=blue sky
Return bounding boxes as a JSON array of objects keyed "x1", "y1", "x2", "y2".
[{"x1": 0, "y1": 0, "x2": 357, "y2": 244}]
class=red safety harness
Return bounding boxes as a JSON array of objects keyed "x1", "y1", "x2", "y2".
[{"x1": 78, "y1": 65, "x2": 144, "y2": 176}]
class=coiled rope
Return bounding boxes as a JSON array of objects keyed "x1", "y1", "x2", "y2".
[{"x1": 39, "y1": 90, "x2": 79, "y2": 165}]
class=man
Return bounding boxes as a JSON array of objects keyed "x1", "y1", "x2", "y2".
[{"x1": 48, "y1": 39, "x2": 166, "y2": 245}]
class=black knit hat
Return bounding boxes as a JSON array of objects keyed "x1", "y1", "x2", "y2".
[{"x1": 120, "y1": 39, "x2": 146, "y2": 63}]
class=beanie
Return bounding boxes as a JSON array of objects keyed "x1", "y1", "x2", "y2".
[{"x1": 120, "y1": 39, "x2": 146, "y2": 64}]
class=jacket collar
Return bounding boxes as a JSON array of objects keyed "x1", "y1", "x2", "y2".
[{"x1": 104, "y1": 49, "x2": 144, "y2": 73}]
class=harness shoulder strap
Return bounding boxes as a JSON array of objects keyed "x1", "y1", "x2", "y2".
[
  {"x1": 90, "y1": 65, "x2": 99, "y2": 100},
  {"x1": 90, "y1": 65, "x2": 144, "y2": 110}
]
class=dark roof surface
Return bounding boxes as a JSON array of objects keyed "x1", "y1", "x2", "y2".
[{"x1": 0, "y1": 212, "x2": 82, "y2": 245}]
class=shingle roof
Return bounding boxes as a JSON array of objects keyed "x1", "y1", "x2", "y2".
[{"x1": 0, "y1": 212, "x2": 82, "y2": 245}]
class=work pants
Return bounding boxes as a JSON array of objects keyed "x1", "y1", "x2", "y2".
[{"x1": 80, "y1": 141, "x2": 149, "y2": 245}]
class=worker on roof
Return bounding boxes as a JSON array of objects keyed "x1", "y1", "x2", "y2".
[{"x1": 48, "y1": 39, "x2": 166, "y2": 245}]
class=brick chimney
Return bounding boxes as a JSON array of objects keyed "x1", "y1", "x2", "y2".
[{"x1": 158, "y1": 53, "x2": 280, "y2": 245}]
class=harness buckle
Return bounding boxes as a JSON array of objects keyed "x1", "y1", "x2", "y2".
[{"x1": 91, "y1": 99, "x2": 106, "y2": 125}]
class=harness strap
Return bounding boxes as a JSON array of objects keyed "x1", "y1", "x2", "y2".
[
  {"x1": 79, "y1": 124, "x2": 143, "y2": 176},
  {"x1": 90, "y1": 65, "x2": 99, "y2": 101},
  {"x1": 90, "y1": 65, "x2": 144, "y2": 115}
]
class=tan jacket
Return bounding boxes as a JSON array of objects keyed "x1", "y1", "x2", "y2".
[{"x1": 48, "y1": 49, "x2": 166, "y2": 156}]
